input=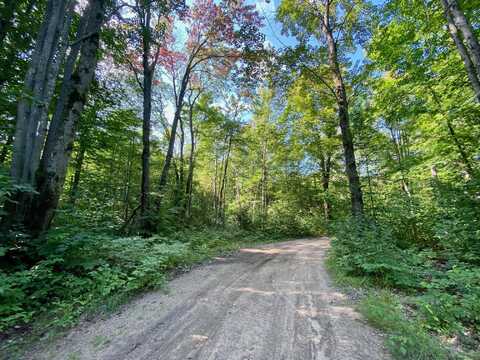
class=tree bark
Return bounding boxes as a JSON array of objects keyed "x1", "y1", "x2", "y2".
[
  {"x1": 178, "y1": 114, "x2": 185, "y2": 197},
  {"x1": 322, "y1": 1, "x2": 364, "y2": 216},
  {"x1": 445, "y1": 0, "x2": 480, "y2": 80},
  {"x1": 140, "y1": 2, "x2": 153, "y2": 228},
  {"x1": 27, "y1": 0, "x2": 105, "y2": 234},
  {"x1": 441, "y1": 0, "x2": 480, "y2": 102},
  {"x1": 11, "y1": 0, "x2": 73, "y2": 186}
]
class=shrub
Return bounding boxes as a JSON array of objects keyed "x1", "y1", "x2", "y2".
[
  {"x1": 330, "y1": 217, "x2": 420, "y2": 288},
  {"x1": 0, "y1": 226, "x2": 287, "y2": 334}
]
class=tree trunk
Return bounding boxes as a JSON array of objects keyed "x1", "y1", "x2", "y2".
[
  {"x1": 446, "y1": 119, "x2": 475, "y2": 178},
  {"x1": 139, "y1": 3, "x2": 153, "y2": 231},
  {"x1": 388, "y1": 126, "x2": 412, "y2": 197},
  {"x1": 26, "y1": 0, "x2": 105, "y2": 235},
  {"x1": 322, "y1": 4, "x2": 364, "y2": 216},
  {"x1": 68, "y1": 142, "x2": 86, "y2": 205},
  {"x1": 260, "y1": 137, "x2": 268, "y2": 222},
  {"x1": 445, "y1": 0, "x2": 480, "y2": 80},
  {"x1": 185, "y1": 93, "x2": 199, "y2": 219},
  {"x1": 123, "y1": 138, "x2": 135, "y2": 222},
  {"x1": 178, "y1": 114, "x2": 185, "y2": 203},
  {"x1": 429, "y1": 87, "x2": 476, "y2": 178},
  {"x1": 218, "y1": 135, "x2": 233, "y2": 224},
  {"x1": 320, "y1": 153, "x2": 331, "y2": 220},
  {"x1": 158, "y1": 68, "x2": 191, "y2": 198},
  {"x1": 441, "y1": 0, "x2": 480, "y2": 102},
  {"x1": 0, "y1": 134, "x2": 13, "y2": 164},
  {"x1": 213, "y1": 153, "x2": 219, "y2": 216},
  {"x1": 11, "y1": 0, "x2": 73, "y2": 186}
]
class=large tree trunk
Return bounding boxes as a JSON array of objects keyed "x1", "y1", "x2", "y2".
[
  {"x1": 445, "y1": 0, "x2": 480, "y2": 79},
  {"x1": 26, "y1": 0, "x2": 105, "y2": 234},
  {"x1": 11, "y1": 0, "x2": 73, "y2": 186},
  {"x1": 322, "y1": 3, "x2": 364, "y2": 216},
  {"x1": 441, "y1": 0, "x2": 480, "y2": 102},
  {"x1": 138, "y1": 2, "x2": 154, "y2": 232},
  {"x1": 140, "y1": 68, "x2": 152, "y2": 223},
  {"x1": 4, "y1": 0, "x2": 73, "y2": 228}
]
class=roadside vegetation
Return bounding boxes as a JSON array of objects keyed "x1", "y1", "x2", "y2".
[
  {"x1": 328, "y1": 180, "x2": 480, "y2": 359},
  {"x1": 1, "y1": 0, "x2": 480, "y2": 358},
  {"x1": 0, "y1": 225, "x2": 297, "y2": 357}
]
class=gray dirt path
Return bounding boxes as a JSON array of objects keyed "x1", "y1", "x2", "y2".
[{"x1": 26, "y1": 238, "x2": 390, "y2": 360}]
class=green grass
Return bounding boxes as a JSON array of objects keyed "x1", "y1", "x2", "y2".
[{"x1": 359, "y1": 291, "x2": 455, "y2": 360}]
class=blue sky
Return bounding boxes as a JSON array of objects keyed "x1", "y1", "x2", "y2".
[
  {"x1": 252, "y1": 0, "x2": 386, "y2": 64},
  {"x1": 253, "y1": 0, "x2": 296, "y2": 49}
]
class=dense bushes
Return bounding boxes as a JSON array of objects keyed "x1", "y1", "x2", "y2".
[
  {"x1": 329, "y1": 183, "x2": 480, "y2": 359},
  {"x1": 0, "y1": 227, "x2": 285, "y2": 336}
]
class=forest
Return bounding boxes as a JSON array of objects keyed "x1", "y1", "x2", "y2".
[{"x1": 0, "y1": 0, "x2": 479, "y2": 358}]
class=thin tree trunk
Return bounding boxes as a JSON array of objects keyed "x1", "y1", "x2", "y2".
[
  {"x1": 0, "y1": 134, "x2": 13, "y2": 164},
  {"x1": 365, "y1": 154, "x2": 376, "y2": 218},
  {"x1": 441, "y1": 0, "x2": 480, "y2": 101},
  {"x1": 27, "y1": 0, "x2": 105, "y2": 235},
  {"x1": 446, "y1": 119, "x2": 475, "y2": 178},
  {"x1": 68, "y1": 143, "x2": 86, "y2": 205},
  {"x1": 178, "y1": 114, "x2": 185, "y2": 202},
  {"x1": 213, "y1": 153, "x2": 218, "y2": 216},
  {"x1": 219, "y1": 135, "x2": 233, "y2": 224},
  {"x1": 322, "y1": 2, "x2": 363, "y2": 216},
  {"x1": 388, "y1": 126, "x2": 412, "y2": 197},
  {"x1": 429, "y1": 87, "x2": 475, "y2": 178},
  {"x1": 123, "y1": 138, "x2": 135, "y2": 222},
  {"x1": 260, "y1": 137, "x2": 268, "y2": 221},
  {"x1": 158, "y1": 68, "x2": 191, "y2": 197},
  {"x1": 320, "y1": 153, "x2": 331, "y2": 220},
  {"x1": 185, "y1": 93, "x2": 199, "y2": 219}
]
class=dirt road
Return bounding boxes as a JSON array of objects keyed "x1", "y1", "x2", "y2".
[{"x1": 29, "y1": 238, "x2": 389, "y2": 360}]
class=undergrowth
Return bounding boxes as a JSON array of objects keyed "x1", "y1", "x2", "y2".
[
  {"x1": 328, "y1": 213, "x2": 480, "y2": 360},
  {"x1": 0, "y1": 227, "x2": 288, "y2": 358}
]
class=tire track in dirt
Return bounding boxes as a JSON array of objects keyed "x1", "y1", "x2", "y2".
[{"x1": 26, "y1": 238, "x2": 390, "y2": 360}]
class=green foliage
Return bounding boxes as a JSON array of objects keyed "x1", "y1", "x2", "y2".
[
  {"x1": 359, "y1": 292, "x2": 455, "y2": 360},
  {"x1": 330, "y1": 217, "x2": 421, "y2": 288},
  {"x1": 330, "y1": 211, "x2": 480, "y2": 356},
  {"x1": 0, "y1": 227, "x2": 286, "y2": 335}
]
